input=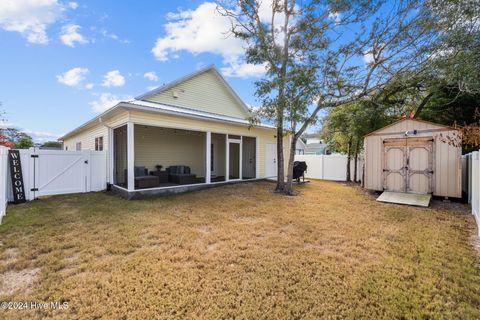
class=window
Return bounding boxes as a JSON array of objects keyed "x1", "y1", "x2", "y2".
[
  {"x1": 76, "y1": 142, "x2": 81, "y2": 151},
  {"x1": 95, "y1": 136, "x2": 104, "y2": 151}
]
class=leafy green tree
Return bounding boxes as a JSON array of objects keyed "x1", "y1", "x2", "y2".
[
  {"x1": 15, "y1": 134, "x2": 34, "y2": 149},
  {"x1": 369, "y1": 0, "x2": 480, "y2": 121},
  {"x1": 222, "y1": 0, "x2": 472, "y2": 194},
  {"x1": 41, "y1": 141, "x2": 62, "y2": 149},
  {"x1": 321, "y1": 102, "x2": 393, "y2": 181}
]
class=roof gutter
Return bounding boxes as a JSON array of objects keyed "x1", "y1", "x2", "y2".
[
  {"x1": 58, "y1": 104, "x2": 125, "y2": 141},
  {"x1": 121, "y1": 101, "x2": 275, "y2": 130},
  {"x1": 59, "y1": 101, "x2": 275, "y2": 141}
]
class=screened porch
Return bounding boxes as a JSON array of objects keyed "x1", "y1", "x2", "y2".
[{"x1": 112, "y1": 123, "x2": 257, "y2": 191}]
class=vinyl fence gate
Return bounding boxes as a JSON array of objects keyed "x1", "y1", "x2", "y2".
[{"x1": 7, "y1": 148, "x2": 107, "y2": 202}]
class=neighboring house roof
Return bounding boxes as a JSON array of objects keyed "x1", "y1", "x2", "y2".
[
  {"x1": 295, "y1": 139, "x2": 306, "y2": 150},
  {"x1": 59, "y1": 66, "x2": 274, "y2": 141},
  {"x1": 306, "y1": 138, "x2": 321, "y2": 144},
  {"x1": 306, "y1": 143, "x2": 326, "y2": 149},
  {"x1": 305, "y1": 142, "x2": 327, "y2": 153}
]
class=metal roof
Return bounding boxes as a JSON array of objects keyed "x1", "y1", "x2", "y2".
[{"x1": 59, "y1": 99, "x2": 274, "y2": 141}]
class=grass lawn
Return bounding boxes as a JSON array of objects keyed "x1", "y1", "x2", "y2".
[{"x1": 0, "y1": 180, "x2": 479, "y2": 319}]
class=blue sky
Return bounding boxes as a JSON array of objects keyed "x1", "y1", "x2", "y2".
[{"x1": 0, "y1": 0, "x2": 278, "y2": 142}]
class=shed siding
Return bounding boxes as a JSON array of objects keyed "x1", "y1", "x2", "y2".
[
  {"x1": 364, "y1": 119, "x2": 461, "y2": 197},
  {"x1": 144, "y1": 70, "x2": 249, "y2": 119}
]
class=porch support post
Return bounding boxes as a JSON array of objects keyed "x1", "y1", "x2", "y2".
[
  {"x1": 108, "y1": 127, "x2": 114, "y2": 185},
  {"x1": 239, "y1": 136, "x2": 243, "y2": 180},
  {"x1": 225, "y1": 135, "x2": 229, "y2": 182},
  {"x1": 205, "y1": 131, "x2": 211, "y2": 184},
  {"x1": 255, "y1": 137, "x2": 260, "y2": 179},
  {"x1": 127, "y1": 121, "x2": 135, "y2": 191}
]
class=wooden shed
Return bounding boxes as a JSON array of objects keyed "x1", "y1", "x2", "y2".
[{"x1": 363, "y1": 119, "x2": 462, "y2": 198}]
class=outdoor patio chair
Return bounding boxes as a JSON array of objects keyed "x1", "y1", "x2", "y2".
[
  {"x1": 166, "y1": 165, "x2": 197, "y2": 185},
  {"x1": 124, "y1": 166, "x2": 160, "y2": 189}
]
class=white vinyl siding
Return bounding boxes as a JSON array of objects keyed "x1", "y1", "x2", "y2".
[
  {"x1": 144, "y1": 69, "x2": 249, "y2": 119},
  {"x1": 63, "y1": 111, "x2": 129, "y2": 152},
  {"x1": 134, "y1": 126, "x2": 206, "y2": 178},
  {"x1": 64, "y1": 123, "x2": 109, "y2": 151}
]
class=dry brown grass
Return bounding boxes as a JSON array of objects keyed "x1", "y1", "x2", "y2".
[{"x1": 0, "y1": 180, "x2": 479, "y2": 319}]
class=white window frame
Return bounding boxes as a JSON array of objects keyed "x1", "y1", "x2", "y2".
[{"x1": 95, "y1": 136, "x2": 104, "y2": 151}]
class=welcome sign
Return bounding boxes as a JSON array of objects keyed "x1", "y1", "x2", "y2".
[{"x1": 9, "y1": 150, "x2": 26, "y2": 203}]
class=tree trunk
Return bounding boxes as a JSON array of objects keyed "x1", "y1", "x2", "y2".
[
  {"x1": 413, "y1": 92, "x2": 434, "y2": 118},
  {"x1": 353, "y1": 140, "x2": 359, "y2": 183},
  {"x1": 275, "y1": 125, "x2": 285, "y2": 192},
  {"x1": 284, "y1": 135, "x2": 297, "y2": 195},
  {"x1": 346, "y1": 137, "x2": 352, "y2": 182}
]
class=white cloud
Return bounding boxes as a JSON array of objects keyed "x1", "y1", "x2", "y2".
[
  {"x1": 23, "y1": 129, "x2": 60, "y2": 143},
  {"x1": 151, "y1": 2, "x2": 283, "y2": 78},
  {"x1": 144, "y1": 71, "x2": 159, "y2": 82},
  {"x1": 89, "y1": 93, "x2": 131, "y2": 113},
  {"x1": 99, "y1": 28, "x2": 130, "y2": 44},
  {"x1": 0, "y1": 0, "x2": 66, "y2": 44},
  {"x1": 363, "y1": 53, "x2": 374, "y2": 64},
  {"x1": 0, "y1": 123, "x2": 60, "y2": 143},
  {"x1": 221, "y1": 62, "x2": 267, "y2": 78},
  {"x1": 101, "y1": 70, "x2": 125, "y2": 87},
  {"x1": 363, "y1": 48, "x2": 374, "y2": 64},
  {"x1": 0, "y1": 122, "x2": 15, "y2": 128},
  {"x1": 56, "y1": 67, "x2": 89, "y2": 87},
  {"x1": 246, "y1": 103, "x2": 260, "y2": 111},
  {"x1": 152, "y1": 2, "x2": 244, "y2": 63},
  {"x1": 85, "y1": 83, "x2": 94, "y2": 90},
  {"x1": 146, "y1": 85, "x2": 157, "y2": 91},
  {"x1": 328, "y1": 12, "x2": 341, "y2": 23},
  {"x1": 60, "y1": 24, "x2": 88, "y2": 47},
  {"x1": 68, "y1": 2, "x2": 78, "y2": 10}
]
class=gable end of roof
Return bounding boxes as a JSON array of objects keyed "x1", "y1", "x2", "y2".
[{"x1": 135, "y1": 65, "x2": 251, "y2": 117}]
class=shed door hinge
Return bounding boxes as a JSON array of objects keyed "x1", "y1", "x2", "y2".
[
  {"x1": 31, "y1": 154, "x2": 39, "y2": 158},
  {"x1": 30, "y1": 188, "x2": 39, "y2": 191}
]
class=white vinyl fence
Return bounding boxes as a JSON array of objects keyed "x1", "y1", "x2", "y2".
[
  {"x1": 463, "y1": 151, "x2": 479, "y2": 236},
  {"x1": 0, "y1": 148, "x2": 107, "y2": 223},
  {"x1": 0, "y1": 146, "x2": 8, "y2": 222},
  {"x1": 294, "y1": 154, "x2": 363, "y2": 182},
  {"x1": 6, "y1": 148, "x2": 107, "y2": 201}
]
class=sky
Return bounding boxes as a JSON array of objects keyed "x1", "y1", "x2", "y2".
[{"x1": 0, "y1": 0, "x2": 285, "y2": 143}]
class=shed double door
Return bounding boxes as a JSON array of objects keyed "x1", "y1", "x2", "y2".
[{"x1": 383, "y1": 137, "x2": 434, "y2": 194}]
